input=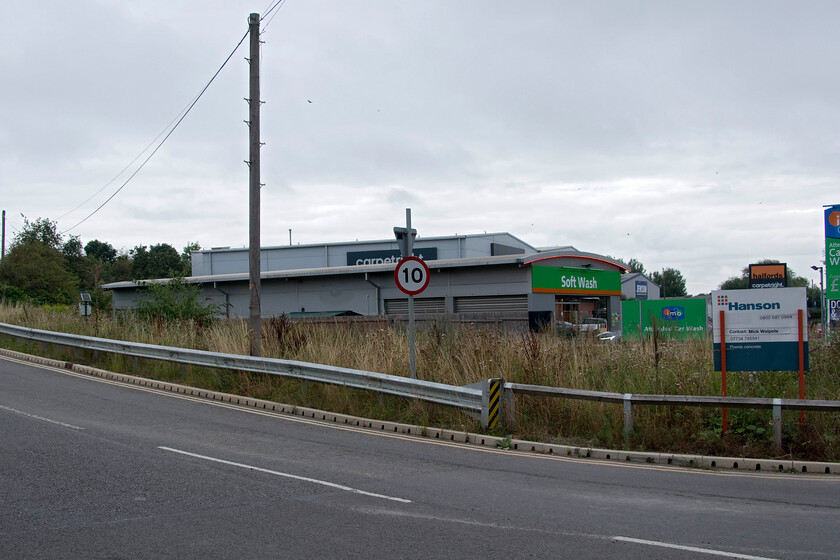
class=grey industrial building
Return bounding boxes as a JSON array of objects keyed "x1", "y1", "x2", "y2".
[
  {"x1": 620, "y1": 272, "x2": 661, "y2": 301},
  {"x1": 104, "y1": 233, "x2": 630, "y2": 330}
]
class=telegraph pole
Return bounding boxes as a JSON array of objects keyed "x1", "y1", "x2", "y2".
[{"x1": 247, "y1": 13, "x2": 262, "y2": 356}]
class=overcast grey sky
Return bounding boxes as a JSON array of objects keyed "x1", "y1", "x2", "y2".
[{"x1": 2, "y1": 1, "x2": 836, "y2": 294}]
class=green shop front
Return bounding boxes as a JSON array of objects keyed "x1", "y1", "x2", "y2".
[{"x1": 530, "y1": 265, "x2": 623, "y2": 330}]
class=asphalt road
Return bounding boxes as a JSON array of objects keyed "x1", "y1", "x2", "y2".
[{"x1": 1, "y1": 354, "x2": 839, "y2": 559}]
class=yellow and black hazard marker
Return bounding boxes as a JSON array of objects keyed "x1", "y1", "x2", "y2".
[{"x1": 484, "y1": 378, "x2": 502, "y2": 429}]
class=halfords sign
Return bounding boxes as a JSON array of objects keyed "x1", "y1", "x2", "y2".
[
  {"x1": 712, "y1": 287, "x2": 808, "y2": 371},
  {"x1": 749, "y1": 263, "x2": 786, "y2": 289}
]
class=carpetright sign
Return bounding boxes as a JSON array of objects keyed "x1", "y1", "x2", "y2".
[
  {"x1": 712, "y1": 287, "x2": 808, "y2": 371},
  {"x1": 749, "y1": 263, "x2": 786, "y2": 289}
]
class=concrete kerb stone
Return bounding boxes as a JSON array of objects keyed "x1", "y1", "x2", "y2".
[
  {"x1": 793, "y1": 461, "x2": 840, "y2": 475},
  {"x1": 741, "y1": 458, "x2": 796, "y2": 473},
  {"x1": 700, "y1": 456, "x2": 743, "y2": 470},
  {"x1": 3, "y1": 346, "x2": 839, "y2": 476},
  {"x1": 663, "y1": 453, "x2": 703, "y2": 468},
  {"x1": 617, "y1": 450, "x2": 662, "y2": 464}
]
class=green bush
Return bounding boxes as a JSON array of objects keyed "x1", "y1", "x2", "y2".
[{"x1": 136, "y1": 277, "x2": 220, "y2": 325}]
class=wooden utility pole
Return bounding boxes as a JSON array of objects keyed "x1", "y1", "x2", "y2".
[{"x1": 247, "y1": 13, "x2": 262, "y2": 356}]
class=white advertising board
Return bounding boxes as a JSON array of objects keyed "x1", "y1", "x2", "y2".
[{"x1": 712, "y1": 287, "x2": 808, "y2": 371}]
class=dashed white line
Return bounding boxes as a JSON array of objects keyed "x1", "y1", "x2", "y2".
[
  {"x1": 158, "y1": 446, "x2": 411, "y2": 504},
  {"x1": 613, "y1": 536, "x2": 778, "y2": 559},
  {"x1": 0, "y1": 404, "x2": 84, "y2": 430}
]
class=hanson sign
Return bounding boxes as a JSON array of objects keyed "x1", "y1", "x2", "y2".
[{"x1": 712, "y1": 287, "x2": 808, "y2": 371}]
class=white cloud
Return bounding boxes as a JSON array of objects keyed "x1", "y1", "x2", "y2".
[{"x1": 2, "y1": 0, "x2": 836, "y2": 294}]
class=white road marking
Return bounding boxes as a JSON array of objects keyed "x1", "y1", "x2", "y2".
[
  {"x1": 613, "y1": 536, "x2": 778, "y2": 559},
  {"x1": 157, "y1": 446, "x2": 412, "y2": 504},
  {"x1": 0, "y1": 404, "x2": 84, "y2": 430}
]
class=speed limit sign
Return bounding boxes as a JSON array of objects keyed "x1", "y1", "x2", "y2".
[{"x1": 395, "y1": 256, "x2": 430, "y2": 295}]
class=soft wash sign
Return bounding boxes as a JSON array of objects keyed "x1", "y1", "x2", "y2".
[
  {"x1": 826, "y1": 204, "x2": 840, "y2": 300},
  {"x1": 712, "y1": 287, "x2": 808, "y2": 371},
  {"x1": 531, "y1": 266, "x2": 621, "y2": 295}
]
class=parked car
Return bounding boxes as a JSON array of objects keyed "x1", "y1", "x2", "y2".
[
  {"x1": 597, "y1": 331, "x2": 621, "y2": 343},
  {"x1": 577, "y1": 317, "x2": 608, "y2": 334},
  {"x1": 555, "y1": 321, "x2": 577, "y2": 336}
]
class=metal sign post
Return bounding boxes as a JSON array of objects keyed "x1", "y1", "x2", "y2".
[
  {"x1": 394, "y1": 209, "x2": 428, "y2": 379},
  {"x1": 79, "y1": 292, "x2": 92, "y2": 318}
]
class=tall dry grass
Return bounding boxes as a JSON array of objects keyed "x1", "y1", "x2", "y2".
[{"x1": 1, "y1": 303, "x2": 838, "y2": 460}]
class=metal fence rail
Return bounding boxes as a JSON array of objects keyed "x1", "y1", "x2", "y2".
[
  {"x1": 505, "y1": 383, "x2": 840, "y2": 451},
  {"x1": 0, "y1": 323, "x2": 483, "y2": 416}
]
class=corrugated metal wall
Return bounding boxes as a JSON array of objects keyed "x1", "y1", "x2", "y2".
[
  {"x1": 384, "y1": 298, "x2": 446, "y2": 315},
  {"x1": 453, "y1": 295, "x2": 528, "y2": 313}
]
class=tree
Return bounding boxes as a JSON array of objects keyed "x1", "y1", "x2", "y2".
[
  {"x1": 0, "y1": 217, "x2": 78, "y2": 304},
  {"x1": 0, "y1": 240, "x2": 78, "y2": 304},
  {"x1": 626, "y1": 258, "x2": 646, "y2": 274},
  {"x1": 131, "y1": 243, "x2": 183, "y2": 280},
  {"x1": 109, "y1": 253, "x2": 133, "y2": 282},
  {"x1": 719, "y1": 274, "x2": 749, "y2": 291},
  {"x1": 652, "y1": 268, "x2": 688, "y2": 298},
  {"x1": 13, "y1": 217, "x2": 62, "y2": 249},
  {"x1": 181, "y1": 242, "x2": 201, "y2": 276},
  {"x1": 62, "y1": 235, "x2": 93, "y2": 288},
  {"x1": 84, "y1": 239, "x2": 117, "y2": 263}
]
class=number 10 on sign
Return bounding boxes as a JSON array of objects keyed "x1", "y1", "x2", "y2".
[{"x1": 395, "y1": 257, "x2": 430, "y2": 295}]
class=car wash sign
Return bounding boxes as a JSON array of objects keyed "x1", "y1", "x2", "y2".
[
  {"x1": 712, "y1": 287, "x2": 808, "y2": 371},
  {"x1": 826, "y1": 204, "x2": 840, "y2": 300},
  {"x1": 622, "y1": 299, "x2": 706, "y2": 340},
  {"x1": 531, "y1": 266, "x2": 621, "y2": 295}
]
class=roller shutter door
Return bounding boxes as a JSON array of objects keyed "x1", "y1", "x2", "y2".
[
  {"x1": 453, "y1": 295, "x2": 528, "y2": 313},
  {"x1": 384, "y1": 297, "x2": 446, "y2": 315}
]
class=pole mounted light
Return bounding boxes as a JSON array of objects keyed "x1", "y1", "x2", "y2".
[{"x1": 812, "y1": 265, "x2": 826, "y2": 336}]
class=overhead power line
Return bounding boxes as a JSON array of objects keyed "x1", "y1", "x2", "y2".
[
  {"x1": 57, "y1": 106, "x2": 189, "y2": 222},
  {"x1": 261, "y1": 0, "x2": 288, "y2": 32},
  {"x1": 62, "y1": 27, "x2": 251, "y2": 235}
]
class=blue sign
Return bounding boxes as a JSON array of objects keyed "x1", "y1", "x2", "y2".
[
  {"x1": 635, "y1": 280, "x2": 648, "y2": 300},
  {"x1": 830, "y1": 299, "x2": 840, "y2": 322},
  {"x1": 825, "y1": 205, "x2": 840, "y2": 239},
  {"x1": 661, "y1": 306, "x2": 684, "y2": 321}
]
